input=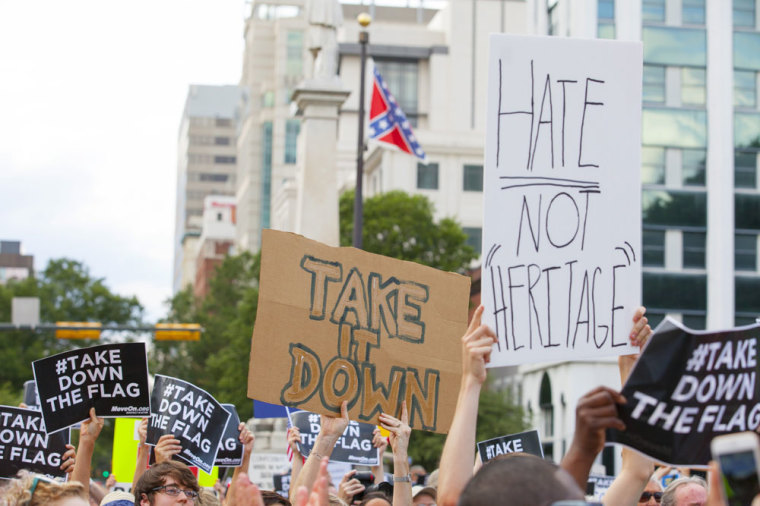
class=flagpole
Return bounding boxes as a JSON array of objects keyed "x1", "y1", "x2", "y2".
[{"x1": 353, "y1": 13, "x2": 371, "y2": 249}]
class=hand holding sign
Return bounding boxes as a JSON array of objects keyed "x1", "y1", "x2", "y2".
[
  {"x1": 319, "y1": 401, "x2": 350, "y2": 447},
  {"x1": 154, "y1": 434, "x2": 182, "y2": 463},
  {"x1": 462, "y1": 306, "x2": 497, "y2": 386},
  {"x1": 288, "y1": 426, "x2": 302, "y2": 459},
  {"x1": 61, "y1": 444, "x2": 76, "y2": 475},
  {"x1": 379, "y1": 401, "x2": 411, "y2": 456}
]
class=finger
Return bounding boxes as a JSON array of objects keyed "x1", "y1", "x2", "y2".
[
  {"x1": 340, "y1": 400, "x2": 349, "y2": 420},
  {"x1": 401, "y1": 400, "x2": 408, "y2": 425},
  {"x1": 633, "y1": 306, "x2": 645, "y2": 322},
  {"x1": 468, "y1": 336, "x2": 498, "y2": 349},
  {"x1": 463, "y1": 324, "x2": 496, "y2": 344},
  {"x1": 581, "y1": 386, "x2": 626, "y2": 406},
  {"x1": 466, "y1": 305, "x2": 485, "y2": 336}
]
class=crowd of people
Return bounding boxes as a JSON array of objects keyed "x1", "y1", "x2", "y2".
[{"x1": 0, "y1": 306, "x2": 755, "y2": 505}]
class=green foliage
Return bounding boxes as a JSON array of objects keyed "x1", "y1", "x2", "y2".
[
  {"x1": 340, "y1": 190, "x2": 477, "y2": 272},
  {"x1": 153, "y1": 251, "x2": 260, "y2": 417}
]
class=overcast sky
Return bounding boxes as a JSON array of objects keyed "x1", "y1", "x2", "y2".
[{"x1": 0, "y1": 0, "x2": 246, "y2": 321}]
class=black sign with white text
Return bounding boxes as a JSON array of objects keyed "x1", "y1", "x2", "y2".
[
  {"x1": 607, "y1": 318, "x2": 760, "y2": 466},
  {"x1": 289, "y1": 410, "x2": 379, "y2": 465},
  {"x1": 147, "y1": 375, "x2": 230, "y2": 474},
  {"x1": 33, "y1": 343, "x2": 150, "y2": 433},
  {"x1": 215, "y1": 404, "x2": 244, "y2": 467},
  {"x1": 477, "y1": 429, "x2": 543, "y2": 463},
  {"x1": 23, "y1": 380, "x2": 40, "y2": 410},
  {"x1": 273, "y1": 472, "x2": 291, "y2": 498},
  {"x1": 0, "y1": 405, "x2": 71, "y2": 479}
]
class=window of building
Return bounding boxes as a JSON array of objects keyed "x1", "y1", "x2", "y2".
[
  {"x1": 214, "y1": 155, "x2": 236, "y2": 164},
  {"x1": 261, "y1": 122, "x2": 273, "y2": 229},
  {"x1": 642, "y1": 146, "x2": 665, "y2": 184},
  {"x1": 463, "y1": 164, "x2": 483, "y2": 191},
  {"x1": 214, "y1": 137, "x2": 231, "y2": 145},
  {"x1": 682, "y1": 148, "x2": 706, "y2": 186},
  {"x1": 643, "y1": 190, "x2": 707, "y2": 227},
  {"x1": 736, "y1": 276, "x2": 760, "y2": 322},
  {"x1": 463, "y1": 227, "x2": 482, "y2": 255},
  {"x1": 199, "y1": 173, "x2": 229, "y2": 182},
  {"x1": 642, "y1": 109, "x2": 707, "y2": 148},
  {"x1": 643, "y1": 65, "x2": 666, "y2": 103},
  {"x1": 643, "y1": 228, "x2": 666, "y2": 266},
  {"x1": 598, "y1": 0, "x2": 615, "y2": 39},
  {"x1": 375, "y1": 59, "x2": 419, "y2": 127},
  {"x1": 682, "y1": 0, "x2": 705, "y2": 25},
  {"x1": 683, "y1": 231, "x2": 706, "y2": 268},
  {"x1": 642, "y1": 0, "x2": 666, "y2": 23},
  {"x1": 285, "y1": 119, "x2": 300, "y2": 165},
  {"x1": 682, "y1": 313, "x2": 706, "y2": 329},
  {"x1": 643, "y1": 272, "x2": 707, "y2": 312},
  {"x1": 417, "y1": 162, "x2": 439, "y2": 190},
  {"x1": 736, "y1": 233, "x2": 757, "y2": 271},
  {"x1": 734, "y1": 0, "x2": 757, "y2": 28},
  {"x1": 681, "y1": 67, "x2": 706, "y2": 105},
  {"x1": 215, "y1": 118, "x2": 232, "y2": 127},
  {"x1": 736, "y1": 151, "x2": 757, "y2": 188},
  {"x1": 735, "y1": 32, "x2": 760, "y2": 72},
  {"x1": 735, "y1": 112, "x2": 760, "y2": 148},
  {"x1": 735, "y1": 70, "x2": 757, "y2": 108},
  {"x1": 286, "y1": 31, "x2": 303, "y2": 77},
  {"x1": 736, "y1": 193, "x2": 760, "y2": 230},
  {"x1": 262, "y1": 90, "x2": 275, "y2": 108},
  {"x1": 642, "y1": 27, "x2": 706, "y2": 67}
]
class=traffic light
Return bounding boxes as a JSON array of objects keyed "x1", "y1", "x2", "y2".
[
  {"x1": 154, "y1": 323, "x2": 201, "y2": 341},
  {"x1": 55, "y1": 322, "x2": 102, "y2": 339}
]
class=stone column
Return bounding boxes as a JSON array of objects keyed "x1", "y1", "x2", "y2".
[{"x1": 292, "y1": 85, "x2": 350, "y2": 246}]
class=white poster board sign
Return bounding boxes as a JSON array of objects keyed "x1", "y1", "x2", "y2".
[{"x1": 482, "y1": 34, "x2": 643, "y2": 367}]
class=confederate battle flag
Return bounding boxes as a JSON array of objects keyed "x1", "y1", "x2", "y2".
[{"x1": 368, "y1": 65, "x2": 427, "y2": 162}]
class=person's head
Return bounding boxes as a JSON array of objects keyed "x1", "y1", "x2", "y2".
[
  {"x1": 410, "y1": 465, "x2": 427, "y2": 484},
  {"x1": 100, "y1": 490, "x2": 136, "y2": 506},
  {"x1": 358, "y1": 491, "x2": 392, "y2": 506},
  {"x1": 0, "y1": 472, "x2": 88, "y2": 506},
  {"x1": 458, "y1": 454, "x2": 584, "y2": 506},
  {"x1": 661, "y1": 476, "x2": 707, "y2": 506},
  {"x1": 261, "y1": 489, "x2": 292, "y2": 506},
  {"x1": 134, "y1": 461, "x2": 200, "y2": 505},
  {"x1": 639, "y1": 478, "x2": 664, "y2": 505},
  {"x1": 412, "y1": 485, "x2": 436, "y2": 506}
]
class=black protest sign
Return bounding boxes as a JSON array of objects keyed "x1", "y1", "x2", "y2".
[
  {"x1": 477, "y1": 429, "x2": 543, "y2": 463},
  {"x1": 23, "y1": 380, "x2": 40, "y2": 410},
  {"x1": 606, "y1": 318, "x2": 760, "y2": 467},
  {"x1": 147, "y1": 375, "x2": 230, "y2": 474},
  {"x1": 0, "y1": 405, "x2": 70, "y2": 479},
  {"x1": 215, "y1": 404, "x2": 244, "y2": 467},
  {"x1": 290, "y1": 410, "x2": 379, "y2": 465},
  {"x1": 32, "y1": 343, "x2": 150, "y2": 433},
  {"x1": 273, "y1": 472, "x2": 291, "y2": 498},
  {"x1": 587, "y1": 474, "x2": 615, "y2": 501}
]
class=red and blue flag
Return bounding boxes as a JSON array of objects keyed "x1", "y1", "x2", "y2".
[{"x1": 368, "y1": 66, "x2": 427, "y2": 162}]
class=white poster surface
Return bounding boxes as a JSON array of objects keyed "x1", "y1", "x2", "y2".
[{"x1": 482, "y1": 34, "x2": 643, "y2": 367}]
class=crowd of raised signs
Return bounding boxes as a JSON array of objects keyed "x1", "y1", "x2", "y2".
[{"x1": 0, "y1": 305, "x2": 757, "y2": 506}]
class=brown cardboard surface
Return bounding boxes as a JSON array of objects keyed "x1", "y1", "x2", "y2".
[{"x1": 247, "y1": 230, "x2": 470, "y2": 433}]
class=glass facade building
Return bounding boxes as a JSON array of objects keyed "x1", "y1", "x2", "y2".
[{"x1": 591, "y1": 0, "x2": 760, "y2": 329}]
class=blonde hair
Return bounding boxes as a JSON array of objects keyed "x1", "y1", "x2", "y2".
[{"x1": 0, "y1": 472, "x2": 87, "y2": 506}]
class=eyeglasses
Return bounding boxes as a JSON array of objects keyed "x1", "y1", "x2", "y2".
[
  {"x1": 639, "y1": 491, "x2": 663, "y2": 503},
  {"x1": 151, "y1": 484, "x2": 200, "y2": 501}
]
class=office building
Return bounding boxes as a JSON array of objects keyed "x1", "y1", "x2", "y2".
[{"x1": 173, "y1": 84, "x2": 245, "y2": 293}]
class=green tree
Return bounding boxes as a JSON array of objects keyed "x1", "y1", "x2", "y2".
[{"x1": 340, "y1": 189, "x2": 477, "y2": 271}]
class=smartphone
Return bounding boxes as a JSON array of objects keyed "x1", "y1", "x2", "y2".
[{"x1": 711, "y1": 432, "x2": 760, "y2": 506}]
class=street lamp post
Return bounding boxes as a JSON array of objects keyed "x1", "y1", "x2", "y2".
[{"x1": 353, "y1": 13, "x2": 371, "y2": 249}]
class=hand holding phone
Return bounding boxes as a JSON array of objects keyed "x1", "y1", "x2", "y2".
[{"x1": 711, "y1": 431, "x2": 760, "y2": 506}]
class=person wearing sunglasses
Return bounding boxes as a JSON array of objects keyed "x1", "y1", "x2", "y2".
[
  {"x1": 133, "y1": 461, "x2": 201, "y2": 505},
  {"x1": 639, "y1": 479, "x2": 665, "y2": 505}
]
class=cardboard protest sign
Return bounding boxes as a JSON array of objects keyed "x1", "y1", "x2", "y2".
[
  {"x1": 32, "y1": 343, "x2": 150, "y2": 432},
  {"x1": 606, "y1": 318, "x2": 760, "y2": 467},
  {"x1": 215, "y1": 404, "x2": 244, "y2": 467},
  {"x1": 0, "y1": 405, "x2": 70, "y2": 479},
  {"x1": 146, "y1": 375, "x2": 230, "y2": 474},
  {"x1": 482, "y1": 34, "x2": 642, "y2": 367},
  {"x1": 289, "y1": 409, "x2": 379, "y2": 465},
  {"x1": 476, "y1": 429, "x2": 543, "y2": 463},
  {"x1": 248, "y1": 230, "x2": 470, "y2": 433}
]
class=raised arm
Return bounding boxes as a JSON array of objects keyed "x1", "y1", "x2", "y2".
[
  {"x1": 288, "y1": 426, "x2": 304, "y2": 489},
  {"x1": 132, "y1": 418, "x2": 150, "y2": 492},
  {"x1": 371, "y1": 428, "x2": 388, "y2": 484},
  {"x1": 290, "y1": 401, "x2": 349, "y2": 501},
  {"x1": 71, "y1": 407, "x2": 104, "y2": 495},
  {"x1": 379, "y1": 401, "x2": 413, "y2": 506},
  {"x1": 437, "y1": 305, "x2": 497, "y2": 506},
  {"x1": 233, "y1": 423, "x2": 255, "y2": 481}
]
